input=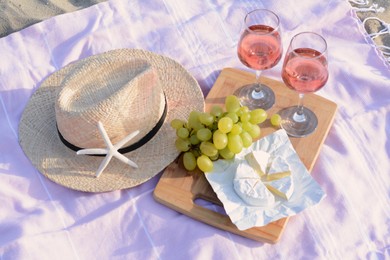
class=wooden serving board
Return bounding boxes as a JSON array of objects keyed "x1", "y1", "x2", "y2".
[{"x1": 153, "y1": 68, "x2": 337, "y2": 243}]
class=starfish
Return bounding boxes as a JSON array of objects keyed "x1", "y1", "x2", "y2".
[{"x1": 77, "y1": 121, "x2": 139, "y2": 178}]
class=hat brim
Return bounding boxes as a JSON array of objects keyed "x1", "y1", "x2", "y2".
[{"x1": 19, "y1": 49, "x2": 204, "y2": 192}]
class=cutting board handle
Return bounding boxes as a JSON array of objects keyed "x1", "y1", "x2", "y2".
[{"x1": 153, "y1": 160, "x2": 285, "y2": 243}]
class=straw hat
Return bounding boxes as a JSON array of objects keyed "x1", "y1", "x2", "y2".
[{"x1": 19, "y1": 49, "x2": 204, "y2": 192}]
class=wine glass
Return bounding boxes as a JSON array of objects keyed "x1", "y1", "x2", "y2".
[
  {"x1": 279, "y1": 32, "x2": 328, "y2": 137},
  {"x1": 236, "y1": 9, "x2": 282, "y2": 110}
]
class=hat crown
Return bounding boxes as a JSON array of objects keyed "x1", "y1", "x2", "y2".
[{"x1": 55, "y1": 57, "x2": 165, "y2": 149}]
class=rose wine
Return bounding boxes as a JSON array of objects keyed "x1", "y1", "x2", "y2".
[
  {"x1": 282, "y1": 48, "x2": 328, "y2": 93},
  {"x1": 237, "y1": 25, "x2": 282, "y2": 70}
]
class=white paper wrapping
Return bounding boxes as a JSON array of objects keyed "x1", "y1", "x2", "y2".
[{"x1": 205, "y1": 129, "x2": 326, "y2": 230}]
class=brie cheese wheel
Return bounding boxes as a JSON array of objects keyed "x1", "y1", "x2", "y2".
[
  {"x1": 265, "y1": 176, "x2": 294, "y2": 200},
  {"x1": 244, "y1": 150, "x2": 270, "y2": 177},
  {"x1": 266, "y1": 156, "x2": 291, "y2": 181},
  {"x1": 233, "y1": 162, "x2": 275, "y2": 207}
]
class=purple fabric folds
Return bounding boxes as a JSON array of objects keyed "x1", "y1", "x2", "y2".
[{"x1": 0, "y1": 0, "x2": 389, "y2": 259}]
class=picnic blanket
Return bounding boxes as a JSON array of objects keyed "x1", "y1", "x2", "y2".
[{"x1": 0, "y1": 0, "x2": 389, "y2": 259}]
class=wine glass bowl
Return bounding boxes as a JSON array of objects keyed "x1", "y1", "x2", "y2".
[
  {"x1": 279, "y1": 32, "x2": 328, "y2": 137},
  {"x1": 236, "y1": 9, "x2": 282, "y2": 110}
]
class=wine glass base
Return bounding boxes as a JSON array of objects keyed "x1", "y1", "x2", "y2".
[
  {"x1": 279, "y1": 106, "x2": 318, "y2": 137},
  {"x1": 235, "y1": 83, "x2": 275, "y2": 110}
]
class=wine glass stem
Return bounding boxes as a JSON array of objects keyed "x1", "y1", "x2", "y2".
[
  {"x1": 294, "y1": 93, "x2": 306, "y2": 122},
  {"x1": 254, "y1": 70, "x2": 263, "y2": 93}
]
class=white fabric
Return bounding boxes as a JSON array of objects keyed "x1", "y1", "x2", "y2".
[{"x1": 0, "y1": 0, "x2": 389, "y2": 259}]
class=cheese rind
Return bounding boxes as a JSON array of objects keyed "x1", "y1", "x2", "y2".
[
  {"x1": 244, "y1": 150, "x2": 270, "y2": 177},
  {"x1": 233, "y1": 162, "x2": 275, "y2": 207},
  {"x1": 265, "y1": 176, "x2": 294, "y2": 200},
  {"x1": 266, "y1": 156, "x2": 291, "y2": 181},
  {"x1": 264, "y1": 156, "x2": 294, "y2": 200},
  {"x1": 266, "y1": 171, "x2": 291, "y2": 181}
]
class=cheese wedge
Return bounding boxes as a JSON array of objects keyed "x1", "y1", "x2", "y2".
[
  {"x1": 233, "y1": 162, "x2": 275, "y2": 207},
  {"x1": 266, "y1": 156, "x2": 291, "y2": 181},
  {"x1": 265, "y1": 176, "x2": 294, "y2": 200},
  {"x1": 244, "y1": 150, "x2": 270, "y2": 177}
]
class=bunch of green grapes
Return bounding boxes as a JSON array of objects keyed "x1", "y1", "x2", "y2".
[{"x1": 171, "y1": 95, "x2": 267, "y2": 173}]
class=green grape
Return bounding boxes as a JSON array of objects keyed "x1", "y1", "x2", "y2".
[
  {"x1": 225, "y1": 112, "x2": 239, "y2": 123},
  {"x1": 219, "y1": 146, "x2": 235, "y2": 159},
  {"x1": 210, "y1": 153, "x2": 219, "y2": 161},
  {"x1": 188, "y1": 110, "x2": 203, "y2": 131},
  {"x1": 225, "y1": 95, "x2": 241, "y2": 113},
  {"x1": 183, "y1": 151, "x2": 197, "y2": 171},
  {"x1": 170, "y1": 119, "x2": 185, "y2": 130},
  {"x1": 237, "y1": 106, "x2": 249, "y2": 116},
  {"x1": 208, "y1": 121, "x2": 218, "y2": 132},
  {"x1": 249, "y1": 109, "x2": 267, "y2": 125},
  {"x1": 192, "y1": 149, "x2": 201, "y2": 158},
  {"x1": 188, "y1": 111, "x2": 200, "y2": 127},
  {"x1": 172, "y1": 104, "x2": 266, "y2": 172},
  {"x1": 270, "y1": 113, "x2": 282, "y2": 127},
  {"x1": 218, "y1": 117, "x2": 233, "y2": 134},
  {"x1": 210, "y1": 105, "x2": 223, "y2": 118},
  {"x1": 199, "y1": 112, "x2": 214, "y2": 126},
  {"x1": 197, "y1": 155, "x2": 214, "y2": 172},
  {"x1": 175, "y1": 138, "x2": 191, "y2": 152},
  {"x1": 189, "y1": 134, "x2": 200, "y2": 145},
  {"x1": 200, "y1": 141, "x2": 218, "y2": 157},
  {"x1": 240, "y1": 112, "x2": 250, "y2": 122},
  {"x1": 197, "y1": 128, "x2": 212, "y2": 141},
  {"x1": 213, "y1": 129, "x2": 228, "y2": 150},
  {"x1": 230, "y1": 124, "x2": 242, "y2": 135},
  {"x1": 247, "y1": 123, "x2": 261, "y2": 139},
  {"x1": 176, "y1": 127, "x2": 189, "y2": 139},
  {"x1": 227, "y1": 133, "x2": 243, "y2": 154},
  {"x1": 241, "y1": 121, "x2": 254, "y2": 132},
  {"x1": 240, "y1": 131, "x2": 253, "y2": 148}
]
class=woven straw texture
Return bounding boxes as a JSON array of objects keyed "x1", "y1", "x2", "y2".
[
  {"x1": 19, "y1": 49, "x2": 204, "y2": 192},
  {"x1": 56, "y1": 56, "x2": 165, "y2": 148}
]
